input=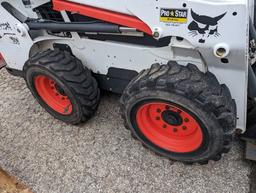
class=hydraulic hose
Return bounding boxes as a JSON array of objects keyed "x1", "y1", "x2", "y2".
[{"x1": 26, "y1": 21, "x2": 121, "y2": 33}]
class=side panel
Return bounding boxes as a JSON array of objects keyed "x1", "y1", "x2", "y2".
[
  {"x1": 52, "y1": 0, "x2": 152, "y2": 35},
  {"x1": 126, "y1": 0, "x2": 249, "y2": 131},
  {"x1": 0, "y1": 1, "x2": 34, "y2": 71},
  {"x1": 31, "y1": 38, "x2": 205, "y2": 75}
]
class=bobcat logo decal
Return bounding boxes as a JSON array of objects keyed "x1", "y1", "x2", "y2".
[{"x1": 188, "y1": 10, "x2": 226, "y2": 43}]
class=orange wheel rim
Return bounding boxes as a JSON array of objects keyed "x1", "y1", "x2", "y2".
[
  {"x1": 136, "y1": 102, "x2": 203, "y2": 153},
  {"x1": 34, "y1": 75, "x2": 73, "y2": 115}
]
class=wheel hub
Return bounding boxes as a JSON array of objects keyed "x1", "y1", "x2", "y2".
[
  {"x1": 55, "y1": 83, "x2": 66, "y2": 96},
  {"x1": 136, "y1": 102, "x2": 203, "y2": 153},
  {"x1": 34, "y1": 75, "x2": 73, "y2": 115},
  {"x1": 161, "y1": 110, "x2": 183, "y2": 126}
]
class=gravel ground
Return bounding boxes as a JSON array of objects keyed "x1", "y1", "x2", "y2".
[{"x1": 0, "y1": 69, "x2": 253, "y2": 193}]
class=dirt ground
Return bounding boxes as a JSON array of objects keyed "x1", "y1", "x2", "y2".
[
  {"x1": 0, "y1": 68, "x2": 255, "y2": 193},
  {"x1": 0, "y1": 168, "x2": 31, "y2": 193}
]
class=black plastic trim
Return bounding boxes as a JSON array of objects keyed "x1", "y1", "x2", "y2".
[
  {"x1": 26, "y1": 21, "x2": 121, "y2": 33},
  {"x1": 1, "y1": 2, "x2": 28, "y2": 23},
  {"x1": 93, "y1": 67, "x2": 138, "y2": 94},
  {"x1": 5, "y1": 67, "x2": 24, "y2": 77}
]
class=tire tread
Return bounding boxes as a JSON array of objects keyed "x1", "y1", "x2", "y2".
[{"x1": 24, "y1": 49, "x2": 100, "y2": 124}]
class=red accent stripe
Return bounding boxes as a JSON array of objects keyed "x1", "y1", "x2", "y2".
[
  {"x1": 0, "y1": 53, "x2": 4, "y2": 63},
  {"x1": 52, "y1": 0, "x2": 152, "y2": 35},
  {"x1": 0, "y1": 53, "x2": 6, "y2": 68}
]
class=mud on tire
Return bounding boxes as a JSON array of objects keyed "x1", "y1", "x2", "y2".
[{"x1": 120, "y1": 62, "x2": 237, "y2": 164}]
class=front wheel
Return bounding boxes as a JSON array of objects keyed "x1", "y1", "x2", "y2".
[
  {"x1": 121, "y1": 62, "x2": 236, "y2": 164},
  {"x1": 24, "y1": 49, "x2": 100, "y2": 124}
]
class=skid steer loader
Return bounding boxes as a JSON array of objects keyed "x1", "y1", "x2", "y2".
[{"x1": 0, "y1": 0, "x2": 256, "y2": 164}]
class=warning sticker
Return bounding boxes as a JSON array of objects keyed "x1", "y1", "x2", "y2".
[{"x1": 160, "y1": 8, "x2": 188, "y2": 23}]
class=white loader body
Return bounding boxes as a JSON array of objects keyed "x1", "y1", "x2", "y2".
[{"x1": 0, "y1": 0, "x2": 253, "y2": 132}]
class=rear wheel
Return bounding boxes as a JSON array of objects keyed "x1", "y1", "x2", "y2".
[
  {"x1": 121, "y1": 62, "x2": 236, "y2": 163},
  {"x1": 24, "y1": 49, "x2": 100, "y2": 124}
]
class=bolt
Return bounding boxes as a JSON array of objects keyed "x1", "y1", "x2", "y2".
[
  {"x1": 165, "y1": 105, "x2": 170, "y2": 110},
  {"x1": 153, "y1": 31, "x2": 160, "y2": 38},
  {"x1": 184, "y1": 118, "x2": 189, "y2": 122},
  {"x1": 173, "y1": 128, "x2": 178, "y2": 132},
  {"x1": 163, "y1": 124, "x2": 167, "y2": 128},
  {"x1": 157, "y1": 108, "x2": 161, "y2": 113},
  {"x1": 182, "y1": 126, "x2": 187, "y2": 130}
]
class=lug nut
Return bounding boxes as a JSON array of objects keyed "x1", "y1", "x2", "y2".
[
  {"x1": 153, "y1": 31, "x2": 160, "y2": 38},
  {"x1": 163, "y1": 124, "x2": 167, "y2": 128},
  {"x1": 157, "y1": 108, "x2": 161, "y2": 113},
  {"x1": 184, "y1": 118, "x2": 189, "y2": 122},
  {"x1": 182, "y1": 126, "x2": 187, "y2": 130},
  {"x1": 173, "y1": 128, "x2": 178, "y2": 132},
  {"x1": 165, "y1": 106, "x2": 170, "y2": 110}
]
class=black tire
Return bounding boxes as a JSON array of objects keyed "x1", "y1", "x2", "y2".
[
  {"x1": 120, "y1": 62, "x2": 237, "y2": 164},
  {"x1": 24, "y1": 49, "x2": 100, "y2": 124},
  {"x1": 247, "y1": 97, "x2": 256, "y2": 127}
]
